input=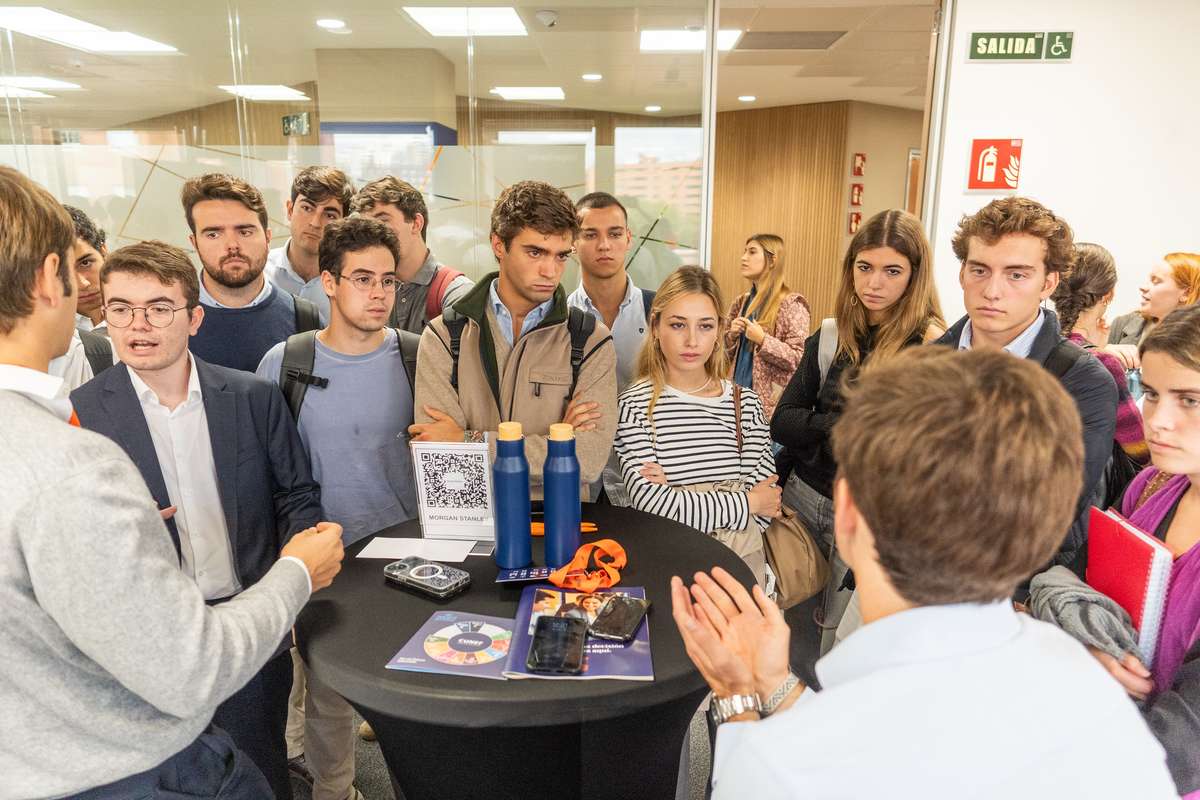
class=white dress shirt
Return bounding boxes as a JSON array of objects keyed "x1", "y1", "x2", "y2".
[
  {"x1": 199, "y1": 274, "x2": 274, "y2": 309},
  {"x1": 0, "y1": 364, "x2": 72, "y2": 419},
  {"x1": 128, "y1": 356, "x2": 242, "y2": 600},
  {"x1": 958, "y1": 308, "x2": 1046, "y2": 357},
  {"x1": 712, "y1": 602, "x2": 1175, "y2": 799},
  {"x1": 567, "y1": 275, "x2": 647, "y2": 392},
  {"x1": 47, "y1": 330, "x2": 94, "y2": 392},
  {"x1": 266, "y1": 240, "x2": 331, "y2": 323}
]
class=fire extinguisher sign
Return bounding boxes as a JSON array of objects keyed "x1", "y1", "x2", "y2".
[{"x1": 967, "y1": 138, "x2": 1022, "y2": 191}]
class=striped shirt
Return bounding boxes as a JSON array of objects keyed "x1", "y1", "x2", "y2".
[{"x1": 614, "y1": 379, "x2": 776, "y2": 534}]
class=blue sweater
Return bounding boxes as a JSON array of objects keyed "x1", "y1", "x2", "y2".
[{"x1": 190, "y1": 285, "x2": 299, "y2": 373}]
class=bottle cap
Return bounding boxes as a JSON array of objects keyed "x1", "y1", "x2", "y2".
[
  {"x1": 498, "y1": 422, "x2": 523, "y2": 441},
  {"x1": 549, "y1": 423, "x2": 574, "y2": 441}
]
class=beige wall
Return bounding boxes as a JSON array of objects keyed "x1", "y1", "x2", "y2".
[
  {"x1": 315, "y1": 49, "x2": 457, "y2": 129},
  {"x1": 842, "y1": 102, "x2": 924, "y2": 249}
]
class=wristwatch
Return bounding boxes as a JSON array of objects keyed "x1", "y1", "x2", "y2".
[
  {"x1": 760, "y1": 671, "x2": 801, "y2": 716},
  {"x1": 708, "y1": 692, "x2": 762, "y2": 726}
]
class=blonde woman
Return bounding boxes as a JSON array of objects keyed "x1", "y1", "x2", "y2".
[
  {"x1": 614, "y1": 266, "x2": 781, "y2": 583},
  {"x1": 1107, "y1": 252, "x2": 1200, "y2": 370},
  {"x1": 724, "y1": 235, "x2": 810, "y2": 419}
]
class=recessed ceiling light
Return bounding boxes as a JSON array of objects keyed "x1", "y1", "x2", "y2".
[
  {"x1": 491, "y1": 86, "x2": 564, "y2": 101},
  {"x1": 581, "y1": 73, "x2": 602, "y2": 82},
  {"x1": 0, "y1": 76, "x2": 80, "y2": 90},
  {"x1": 738, "y1": 95, "x2": 756, "y2": 102},
  {"x1": 219, "y1": 84, "x2": 311, "y2": 102},
  {"x1": 644, "y1": 105, "x2": 662, "y2": 112},
  {"x1": 0, "y1": 86, "x2": 53, "y2": 98},
  {"x1": 0, "y1": 7, "x2": 176, "y2": 53},
  {"x1": 402, "y1": 7, "x2": 526, "y2": 37},
  {"x1": 639, "y1": 29, "x2": 742, "y2": 52},
  {"x1": 316, "y1": 18, "x2": 345, "y2": 30}
]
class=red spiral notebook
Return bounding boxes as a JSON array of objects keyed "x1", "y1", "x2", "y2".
[{"x1": 1086, "y1": 507, "x2": 1174, "y2": 666}]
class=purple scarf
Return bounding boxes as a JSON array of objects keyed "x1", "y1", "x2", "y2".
[{"x1": 1120, "y1": 467, "x2": 1195, "y2": 693}]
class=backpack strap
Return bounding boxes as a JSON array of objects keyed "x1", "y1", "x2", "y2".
[
  {"x1": 733, "y1": 383, "x2": 743, "y2": 454},
  {"x1": 443, "y1": 307, "x2": 470, "y2": 393},
  {"x1": 1044, "y1": 339, "x2": 1088, "y2": 380},
  {"x1": 395, "y1": 327, "x2": 420, "y2": 396},
  {"x1": 425, "y1": 266, "x2": 464, "y2": 323},
  {"x1": 566, "y1": 306, "x2": 597, "y2": 399},
  {"x1": 293, "y1": 296, "x2": 322, "y2": 333},
  {"x1": 817, "y1": 318, "x2": 838, "y2": 385},
  {"x1": 279, "y1": 330, "x2": 324, "y2": 420},
  {"x1": 79, "y1": 329, "x2": 114, "y2": 376},
  {"x1": 641, "y1": 288, "x2": 656, "y2": 320}
]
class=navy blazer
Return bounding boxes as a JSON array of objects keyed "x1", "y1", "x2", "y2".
[
  {"x1": 937, "y1": 309, "x2": 1118, "y2": 566},
  {"x1": 71, "y1": 356, "x2": 323, "y2": 589}
]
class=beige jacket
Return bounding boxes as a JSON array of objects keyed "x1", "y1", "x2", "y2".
[{"x1": 415, "y1": 273, "x2": 618, "y2": 497}]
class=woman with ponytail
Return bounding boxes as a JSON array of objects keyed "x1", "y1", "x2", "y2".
[
  {"x1": 724, "y1": 234, "x2": 810, "y2": 419},
  {"x1": 1051, "y1": 243, "x2": 1148, "y2": 464}
]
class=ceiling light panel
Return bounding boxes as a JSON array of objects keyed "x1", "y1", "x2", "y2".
[
  {"x1": 219, "y1": 85, "x2": 311, "y2": 101},
  {"x1": 0, "y1": 7, "x2": 176, "y2": 53},
  {"x1": 402, "y1": 7, "x2": 527, "y2": 37},
  {"x1": 0, "y1": 76, "x2": 80, "y2": 89},
  {"x1": 0, "y1": 86, "x2": 53, "y2": 98},
  {"x1": 491, "y1": 86, "x2": 564, "y2": 101}
]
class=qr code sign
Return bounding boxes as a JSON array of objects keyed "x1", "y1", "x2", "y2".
[{"x1": 420, "y1": 451, "x2": 489, "y2": 509}]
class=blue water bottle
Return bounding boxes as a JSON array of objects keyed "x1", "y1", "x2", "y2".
[
  {"x1": 493, "y1": 422, "x2": 532, "y2": 568},
  {"x1": 543, "y1": 423, "x2": 582, "y2": 569}
]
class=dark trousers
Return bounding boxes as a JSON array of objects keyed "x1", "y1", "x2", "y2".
[
  {"x1": 212, "y1": 649, "x2": 294, "y2": 800},
  {"x1": 65, "y1": 726, "x2": 272, "y2": 799}
]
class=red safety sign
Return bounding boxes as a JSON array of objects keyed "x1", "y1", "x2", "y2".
[{"x1": 967, "y1": 138, "x2": 1022, "y2": 191}]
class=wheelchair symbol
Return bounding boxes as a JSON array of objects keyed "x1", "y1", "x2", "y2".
[{"x1": 1049, "y1": 35, "x2": 1068, "y2": 57}]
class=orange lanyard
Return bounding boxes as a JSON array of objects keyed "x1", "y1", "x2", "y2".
[{"x1": 548, "y1": 539, "x2": 627, "y2": 592}]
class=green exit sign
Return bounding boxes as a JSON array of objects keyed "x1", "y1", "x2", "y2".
[{"x1": 969, "y1": 31, "x2": 1073, "y2": 61}]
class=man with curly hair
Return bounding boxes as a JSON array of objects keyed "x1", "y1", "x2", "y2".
[
  {"x1": 935, "y1": 196, "x2": 1117, "y2": 575},
  {"x1": 410, "y1": 180, "x2": 617, "y2": 496}
]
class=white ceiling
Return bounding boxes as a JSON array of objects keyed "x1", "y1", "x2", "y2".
[{"x1": 0, "y1": 1, "x2": 935, "y2": 132}]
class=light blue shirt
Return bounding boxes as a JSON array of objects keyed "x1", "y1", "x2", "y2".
[
  {"x1": 266, "y1": 240, "x2": 331, "y2": 324},
  {"x1": 489, "y1": 278, "x2": 555, "y2": 347},
  {"x1": 567, "y1": 275, "x2": 647, "y2": 392},
  {"x1": 957, "y1": 309, "x2": 1045, "y2": 358},
  {"x1": 256, "y1": 329, "x2": 417, "y2": 545},
  {"x1": 198, "y1": 273, "x2": 274, "y2": 309},
  {"x1": 710, "y1": 601, "x2": 1177, "y2": 799}
]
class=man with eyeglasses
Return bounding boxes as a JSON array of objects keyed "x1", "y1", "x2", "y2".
[
  {"x1": 70, "y1": 239, "x2": 330, "y2": 800},
  {"x1": 257, "y1": 216, "x2": 419, "y2": 800}
]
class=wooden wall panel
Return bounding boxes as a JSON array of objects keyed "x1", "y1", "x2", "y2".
[
  {"x1": 117, "y1": 82, "x2": 321, "y2": 148},
  {"x1": 711, "y1": 101, "x2": 848, "y2": 323}
]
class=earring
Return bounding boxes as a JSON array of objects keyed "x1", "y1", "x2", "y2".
[{"x1": 850, "y1": 295, "x2": 858, "y2": 307}]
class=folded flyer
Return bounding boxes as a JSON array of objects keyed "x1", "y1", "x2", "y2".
[
  {"x1": 387, "y1": 610, "x2": 514, "y2": 681},
  {"x1": 503, "y1": 585, "x2": 653, "y2": 681}
]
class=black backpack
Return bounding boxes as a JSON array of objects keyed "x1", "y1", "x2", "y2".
[
  {"x1": 1044, "y1": 340, "x2": 1141, "y2": 510},
  {"x1": 293, "y1": 296, "x2": 321, "y2": 333},
  {"x1": 79, "y1": 329, "x2": 115, "y2": 376},
  {"x1": 641, "y1": 288, "x2": 655, "y2": 320},
  {"x1": 278, "y1": 328, "x2": 419, "y2": 420},
  {"x1": 443, "y1": 306, "x2": 598, "y2": 402}
]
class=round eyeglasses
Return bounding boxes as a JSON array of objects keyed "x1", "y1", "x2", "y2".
[{"x1": 103, "y1": 302, "x2": 190, "y2": 328}]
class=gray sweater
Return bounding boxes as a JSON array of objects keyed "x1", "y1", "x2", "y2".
[{"x1": 0, "y1": 391, "x2": 311, "y2": 799}]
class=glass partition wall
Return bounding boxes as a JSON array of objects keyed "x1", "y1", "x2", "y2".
[{"x1": 0, "y1": 1, "x2": 709, "y2": 290}]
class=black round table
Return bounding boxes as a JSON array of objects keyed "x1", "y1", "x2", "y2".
[{"x1": 295, "y1": 504, "x2": 755, "y2": 800}]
